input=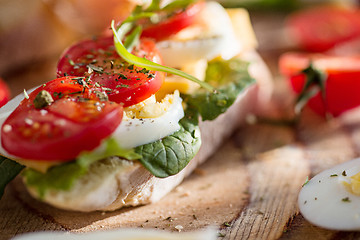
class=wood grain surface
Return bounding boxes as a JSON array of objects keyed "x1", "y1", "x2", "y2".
[{"x1": 2, "y1": 8, "x2": 360, "y2": 240}]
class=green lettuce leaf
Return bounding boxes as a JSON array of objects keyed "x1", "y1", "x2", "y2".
[
  {"x1": 182, "y1": 58, "x2": 256, "y2": 121},
  {"x1": 23, "y1": 161, "x2": 85, "y2": 198},
  {"x1": 23, "y1": 138, "x2": 140, "y2": 197},
  {"x1": 77, "y1": 138, "x2": 141, "y2": 168},
  {"x1": 0, "y1": 156, "x2": 24, "y2": 199}
]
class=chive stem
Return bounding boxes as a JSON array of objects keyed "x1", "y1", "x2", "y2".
[{"x1": 111, "y1": 20, "x2": 215, "y2": 92}]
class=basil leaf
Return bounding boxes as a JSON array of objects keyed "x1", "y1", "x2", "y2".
[
  {"x1": 183, "y1": 58, "x2": 256, "y2": 121},
  {"x1": 0, "y1": 156, "x2": 24, "y2": 199},
  {"x1": 135, "y1": 118, "x2": 201, "y2": 178}
]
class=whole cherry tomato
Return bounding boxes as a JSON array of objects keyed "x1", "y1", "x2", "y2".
[
  {"x1": 286, "y1": 6, "x2": 360, "y2": 52},
  {"x1": 279, "y1": 52, "x2": 360, "y2": 117},
  {"x1": 0, "y1": 78, "x2": 11, "y2": 108},
  {"x1": 140, "y1": 2, "x2": 204, "y2": 41}
]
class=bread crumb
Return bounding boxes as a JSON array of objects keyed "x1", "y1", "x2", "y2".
[
  {"x1": 175, "y1": 225, "x2": 183, "y2": 232},
  {"x1": 181, "y1": 191, "x2": 191, "y2": 197}
]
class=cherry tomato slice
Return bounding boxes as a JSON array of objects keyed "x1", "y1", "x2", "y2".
[
  {"x1": 286, "y1": 6, "x2": 360, "y2": 52},
  {"x1": 140, "y1": 2, "x2": 204, "y2": 41},
  {"x1": 279, "y1": 52, "x2": 360, "y2": 117},
  {"x1": 1, "y1": 76, "x2": 123, "y2": 161},
  {"x1": 57, "y1": 36, "x2": 164, "y2": 107},
  {"x1": 0, "y1": 78, "x2": 10, "y2": 108}
]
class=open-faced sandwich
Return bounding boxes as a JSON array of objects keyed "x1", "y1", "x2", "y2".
[{"x1": 0, "y1": 0, "x2": 272, "y2": 212}]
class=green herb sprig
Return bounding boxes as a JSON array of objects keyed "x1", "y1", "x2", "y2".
[{"x1": 111, "y1": 21, "x2": 214, "y2": 92}]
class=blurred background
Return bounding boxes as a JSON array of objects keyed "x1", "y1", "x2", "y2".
[{"x1": 0, "y1": 0, "x2": 359, "y2": 97}]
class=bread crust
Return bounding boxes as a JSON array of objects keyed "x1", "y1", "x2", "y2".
[{"x1": 25, "y1": 50, "x2": 272, "y2": 212}]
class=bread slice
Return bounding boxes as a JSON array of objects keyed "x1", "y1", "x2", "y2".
[{"x1": 26, "y1": 50, "x2": 272, "y2": 212}]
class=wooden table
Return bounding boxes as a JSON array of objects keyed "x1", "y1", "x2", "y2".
[{"x1": 2, "y1": 9, "x2": 360, "y2": 240}]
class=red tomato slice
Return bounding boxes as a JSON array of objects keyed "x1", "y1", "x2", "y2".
[
  {"x1": 279, "y1": 52, "x2": 360, "y2": 117},
  {"x1": 140, "y1": 1, "x2": 205, "y2": 41},
  {"x1": 286, "y1": 6, "x2": 360, "y2": 52},
  {"x1": 1, "y1": 76, "x2": 123, "y2": 161},
  {"x1": 57, "y1": 36, "x2": 164, "y2": 107},
  {"x1": 0, "y1": 78, "x2": 10, "y2": 108}
]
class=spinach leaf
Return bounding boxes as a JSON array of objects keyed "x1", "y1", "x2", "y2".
[
  {"x1": 135, "y1": 117, "x2": 201, "y2": 178},
  {"x1": 0, "y1": 156, "x2": 24, "y2": 199},
  {"x1": 182, "y1": 58, "x2": 256, "y2": 121}
]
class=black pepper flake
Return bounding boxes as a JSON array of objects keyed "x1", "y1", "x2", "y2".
[
  {"x1": 71, "y1": 77, "x2": 85, "y2": 82},
  {"x1": 342, "y1": 197, "x2": 351, "y2": 202},
  {"x1": 138, "y1": 68, "x2": 150, "y2": 74},
  {"x1": 342, "y1": 170, "x2": 347, "y2": 176},
  {"x1": 165, "y1": 216, "x2": 174, "y2": 222},
  {"x1": 69, "y1": 91, "x2": 83, "y2": 95},
  {"x1": 119, "y1": 74, "x2": 128, "y2": 80},
  {"x1": 53, "y1": 92, "x2": 64, "y2": 99},
  {"x1": 77, "y1": 78, "x2": 85, "y2": 86}
]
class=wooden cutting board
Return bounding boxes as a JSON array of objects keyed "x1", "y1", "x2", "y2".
[
  {"x1": 2, "y1": 9, "x2": 360, "y2": 240},
  {"x1": 2, "y1": 97, "x2": 360, "y2": 239}
]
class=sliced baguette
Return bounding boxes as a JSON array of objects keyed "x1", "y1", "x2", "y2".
[{"x1": 26, "y1": 50, "x2": 272, "y2": 212}]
